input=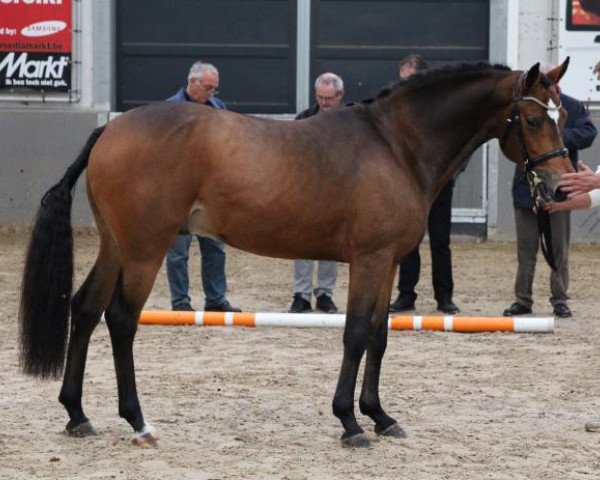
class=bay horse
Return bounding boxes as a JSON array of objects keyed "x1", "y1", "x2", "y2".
[{"x1": 19, "y1": 60, "x2": 573, "y2": 448}]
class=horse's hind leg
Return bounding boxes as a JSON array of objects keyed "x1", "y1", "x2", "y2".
[
  {"x1": 104, "y1": 258, "x2": 163, "y2": 448},
  {"x1": 332, "y1": 251, "x2": 397, "y2": 448},
  {"x1": 59, "y1": 244, "x2": 120, "y2": 437},
  {"x1": 359, "y1": 264, "x2": 406, "y2": 439}
]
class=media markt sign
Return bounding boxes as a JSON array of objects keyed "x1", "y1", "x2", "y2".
[{"x1": 0, "y1": 0, "x2": 72, "y2": 93}]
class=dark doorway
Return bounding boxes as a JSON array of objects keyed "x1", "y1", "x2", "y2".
[
  {"x1": 115, "y1": 0, "x2": 298, "y2": 113},
  {"x1": 310, "y1": 0, "x2": 490, "y2": 102}
]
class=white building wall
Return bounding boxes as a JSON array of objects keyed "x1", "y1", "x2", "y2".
[{"x1": 517, "y1": 0, "x2": 554, "y2": 68}]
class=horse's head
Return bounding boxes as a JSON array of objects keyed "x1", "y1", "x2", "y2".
[{"x1": 499, "y1": 58, "x2": 574, "y2": 206}]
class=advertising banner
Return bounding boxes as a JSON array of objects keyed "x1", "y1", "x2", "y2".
[
  {"x1": 558, "y1": 0, "x2": 600, "y2": 103},
  {"x1": 0, "y1": 0, "x2": 72, "y2": 92}
]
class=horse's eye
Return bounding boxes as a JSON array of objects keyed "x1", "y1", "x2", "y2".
[{"x1": 525, "y1": 117, "x2": 542, "y2": 130}]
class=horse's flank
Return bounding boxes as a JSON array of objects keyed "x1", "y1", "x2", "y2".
[{"x1": 90, "y1": 101, "x2": 422, "y2": 263}]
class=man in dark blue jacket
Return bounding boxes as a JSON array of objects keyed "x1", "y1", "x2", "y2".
[
  {"x1": 165, "y1": 61, "x2": 240, "y2": 312},
  {"x1": 503, "y1": 77, "x2": 597, "y2": 318}
]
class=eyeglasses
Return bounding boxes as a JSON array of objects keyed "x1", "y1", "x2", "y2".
[
  {"x1": 192, "y1": 78, "x2": 219, "y2": 95},
  {"x1": 316, "y1": 93, "x2": 340, "y2": 102},
  {"x1": 201, "y1": 83, "x2": 219, "y2": 95}
]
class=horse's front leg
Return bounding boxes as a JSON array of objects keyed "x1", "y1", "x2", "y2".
[
  {"x1": 332, "y1": 253, "x2": 395, "y2": 448},
  {"x1": 359, "y1": 264, "x2": 406, "y2": 439}
]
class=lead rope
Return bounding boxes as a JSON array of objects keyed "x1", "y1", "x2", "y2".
[
  {"x1": 528, "y1": 170, "x2": 557, "y2": 272},
  {"x1": 537, "y1": 210, "x2": 557, "y2": 271}
]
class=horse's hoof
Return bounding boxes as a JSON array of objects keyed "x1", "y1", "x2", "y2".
[
  {"x1": 65, "y1": 420, "x2": 98, "y2": 438},
  {"x1": 132, "y1": 424, "x2": 159, "y2": 448},
  {"x1": 341, "y1": 432, "x2": 372, "y2": 448},
  {"x1": 132, "y1": 431, "x2": 159, "y2": 448},
  {"x1": 375, "y1": 422, "x2": 407, "y2": 439}
]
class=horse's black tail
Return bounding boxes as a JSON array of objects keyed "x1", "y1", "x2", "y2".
[{"x1": 19, "y1": 126, "x2": 105, "y2": 379}]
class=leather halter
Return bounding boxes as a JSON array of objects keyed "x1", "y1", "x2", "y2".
[{"x1": 501, "y1": 73, "x2": 569, "y2": 178}]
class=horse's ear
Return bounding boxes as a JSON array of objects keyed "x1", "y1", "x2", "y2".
[
  {"x1": 545, "y1": 57, "x2": 570, "y2": 85},
  {"x1": 524, "y1": 63, "x2": 540, "y2": 92}
]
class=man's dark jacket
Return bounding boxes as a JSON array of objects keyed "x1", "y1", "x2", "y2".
[
  {"x1": 167, "y1": 87, "x2": 227, "y2": 109},
  {"x1": 295, "y1": 103, "x2": 320, "y2": 120}
]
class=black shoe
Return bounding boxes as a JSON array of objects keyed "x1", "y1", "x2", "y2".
[
  {"x1": 316, "y1": 294, "x2": 338, "y2": 313},
  {"x1": 204, "y1": 300, "x2": 242, "y2": 312},
  {"x1": 389, "y1": 293, "x2": 416, "y2": 313},
  {"x1": 289, "y1": 294, "x2": 312, "y2": 313},
  {"x1": 172, "y1": 302, "x2": 194, "y2": 312},
  {"x1": 553, "y1": 303, "x2": 572, "y2": 318},
  {"x1": 503, "y1": 302, "x2": 532, "y2": 316},
  {"x1": 437, "y1": 299, "x2": 460, "y2": 315}
]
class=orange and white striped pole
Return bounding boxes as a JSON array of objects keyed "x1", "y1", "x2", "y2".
[
  {"x1": 138, "y1": 311, "x2": 554, "y2": 333},
  {"x1": 387, "y1": 315, "x2": 554, "y2": 333}
]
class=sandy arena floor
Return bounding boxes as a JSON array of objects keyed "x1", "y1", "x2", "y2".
[{"x1": 1, "y1": 228, "x2": 599, "y2": 479}]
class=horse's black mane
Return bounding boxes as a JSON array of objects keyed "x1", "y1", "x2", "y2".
[{"x1": 361, "y1": 62, "x2": 512, "y2": 104}]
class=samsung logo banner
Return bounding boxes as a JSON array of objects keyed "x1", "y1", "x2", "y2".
[{"x1": 21, "y1": 20, "x2": 67, "y2": 37}]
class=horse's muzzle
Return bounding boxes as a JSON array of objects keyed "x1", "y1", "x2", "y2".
[
  {"x1": 532, "y1": 177, "x2": 567, "y2": 210},
  {"x1": 553, "y1": 186, "x2": 568, "y2": 203},
  {"x1": 534, "y1": 180, "x2": 553, "y2": 205}
]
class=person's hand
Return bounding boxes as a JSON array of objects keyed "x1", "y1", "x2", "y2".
[
  {"x1": 558, "y1": 161, "x2": 600, "y2": 198},
  {"x1": 537, "y1": 183, "x2": 592, "y2": 212},
  {"x1": 539, "y1": 201, "x2": 563, "y2": 213},
  {"x1": 535, "y1": 187, "x2": 573, "y2": 213},
  {"x1": 534, "y1": 196, "x2": 561, "y2": 213}
]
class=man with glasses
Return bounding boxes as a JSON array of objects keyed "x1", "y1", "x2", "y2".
[
  {"x1": 288, "y1": 72, "x2": 345, "y2": 314},
  {"x1": 165, "y1": 61, "x2": 241, "y2": 312}
]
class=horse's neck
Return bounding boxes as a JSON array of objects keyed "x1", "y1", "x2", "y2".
[{"x1": 378, "y1": 74, "x2": 513, "y2": 204}]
